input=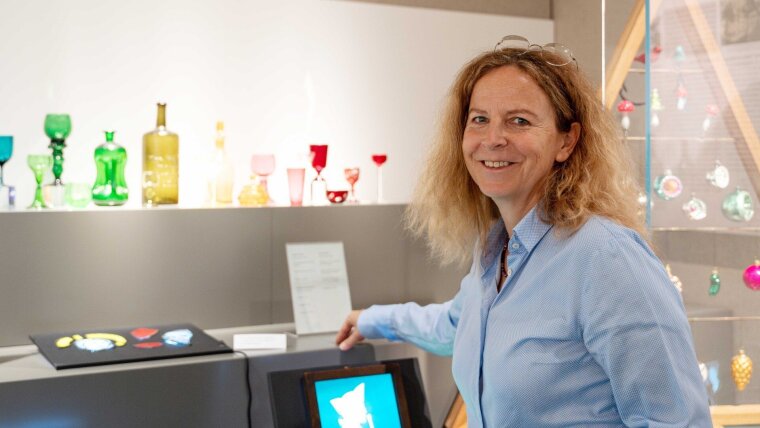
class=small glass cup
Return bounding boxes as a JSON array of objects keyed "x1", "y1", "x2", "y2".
[
  {"x1": 287, "y1": 168, "x2": 306, "y2": 207},
  {"x1": 326, "y1": 190, "x2": 348, "y2": 204},
  {"x1": 65, "y1": 183, "x2": 92, "y2": 209}
]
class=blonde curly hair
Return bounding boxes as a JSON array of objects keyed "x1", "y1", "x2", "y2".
[{"x1": 405, "y1": 47, "x2": 646, "y2": 266}]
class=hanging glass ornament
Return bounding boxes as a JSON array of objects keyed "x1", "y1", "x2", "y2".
[
  {"x1": 702, "y1": 104, "x2": 719, "y2": 134},
  {"x1": 617, "y1": 100, "x2": 635, "y2": 134},
  {"x1": 650, "y1": 88, "x2": 663, "y2": 127},
  {"x1": 731, "y1": 349, "x2": 753, "y2": 391},
  {"x1": 743, "y1": 259, "x2": 760, "y2": 290},
  {"x1": 682, "y1": 193, "x2": 707, "y2": 220},
  {"x1": 709, "y1": 268, "x2": 721, "y2": 296},
  {"x1": 665, "y1": 264, "x2": 683, "y2": 293},
  {"x1": 654, "y1": 170, "x2": 683, "y2": 200},
  {"x1": 673, "y1": 45, "x2": 686, "y2": 63},
  {"x1": 722, "y1": 187, "x2": 754, "y2": 222},
  {"x1": 676, "y1": 81, "x2": 688, "y2": 110},
  {"x1": 634, "y1": 45, "x2": 662, "y2": 64},
  {"x1": 700, "y1": 360, "x2": 721, "y2": 395},
  {"x1": 705, "y1": 160, "x2": 730, "y2": 189}
]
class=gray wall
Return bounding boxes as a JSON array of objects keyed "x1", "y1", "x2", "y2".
[{"x1": 0, "y1": 205, "x2": 464, "y2": 347}]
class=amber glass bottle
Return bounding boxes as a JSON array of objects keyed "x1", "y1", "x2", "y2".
[{"x1": 142, "y1": 102, "x2": 179, "y2": 205}]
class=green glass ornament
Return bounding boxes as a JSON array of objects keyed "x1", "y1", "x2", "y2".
[
  {"x1": 709, "y1": 268, "x2": 721, "y2": 296},
  {"x1": 92, "y1": 130, "x2": 128, "y2": 206}
]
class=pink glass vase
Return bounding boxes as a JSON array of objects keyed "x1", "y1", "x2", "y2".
[
  {"x1": 287, "y1": 168, "x2": 306, "y2": 206},
  {"x1": 251, "y1": 154, "x2": 275, "y2": 203}
]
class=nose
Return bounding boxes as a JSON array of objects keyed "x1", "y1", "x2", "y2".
[{"x1": 484, "y1": 122, "x2": 507, "y2": 149}]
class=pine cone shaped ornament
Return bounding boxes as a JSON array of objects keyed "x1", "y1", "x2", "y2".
[{"x1": 731, "y1": 349, "x2": 753, "y2": 391}]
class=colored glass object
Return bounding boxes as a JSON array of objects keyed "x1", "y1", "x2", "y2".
[
  {"x1": 131, "y1": 327, "x2": 159, "y2": 340},
  {"x1": 616, "y1": 100, "x2": 635, "y2": 132},
  {"x1": 372, "y1": 153, "x2": 387, "y2": 203},
  {"x1": 654, "y1": 170, "x2": 683, "y2": 200},
  {"x1": 44, "y1": 114, "x2": 72, "y2": 186},
  {"x1": 722, "y1": 187, "x2": 754, "y2": 222},
  {"x1": 731, "y1": 349, "x2": 752, "y2": 391},
  {"x1": 676, "y1": 81, "x2": 688, "y2": 111},
  {"x1": 682, "y1": 194, "x2": 706, "y2": 220},
  {"x1": 287, "y1": 167, "x2": 306, "y2": 206},
  {"x1": 27, "y1": 154, "x2": 53, "y2": 209},
  {"x1": 134, "y1": 342, "x2": 163, "y2": 349},
  {"x1": 238, "y1": 175, "x2": 268, "y2": 207},
  {"x1": 0, "y1": 136, "x2": 15, "y2": 208},
  {"x1": 327, "y1": 190, "x2": 348, "y2": 204},
  {"x1": 344, "y1": 167, "x2": 360, "y2": 203},
  {"x1": 702, "y1": 104, "x2": 719, "y2": 133},
  {"x1": 709, "y1": 268, "x2": 721, "y2": 296},
  {"x1": 208, "y1": 121, "x2": 234, "y2": 204},
  {"x1": 743, "y1": 260, "x2": 760, "y2": 291},
  {"x1": 65, "y1": 183, "x2": 92, "y2": 209},
  {"x1": 706, "y1": 160, "x2": 729, "y2": 189},
  {"x1": 251, "y1": 154, "x2": 275, "y2": 204},
  {"x1": 163, "y1": 329, "x2": 193, "y2": 346},
  {"x1": 143, "y1": 102, "x2": 179, "y2": 206},
  {"x1": 92, "y1": 130, "x2": 128, "y2": 206},
  {"x1": 310, "y1": 145, "x2": 329, "y2": 205}
]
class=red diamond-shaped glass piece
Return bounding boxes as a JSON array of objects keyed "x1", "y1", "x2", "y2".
[{"x1": 134, "y1": 341, "x2": 163, "y2": 349}]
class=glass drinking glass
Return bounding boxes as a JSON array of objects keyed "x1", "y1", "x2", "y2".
[
  {"x1": 27, "y1": 154, "x2": 53, "y2": 209},
  {"x1": 65, "y1": 183, "x2": 92, "y2": 209},
  {"x1": 287, "y1": 168, "x2": 306, "y2": 206},
  {"x1": 371, "y1": 153, "x2": 387, "y2": 203},
  {"x1": 0, "y1": 136, "x2": 13, "y2": 187},
  {"x1": 251, "y1": 154, "x2": 275, "y2": 204},
  {"x1": 344, "y1": 167, "x2": 360, "y2": 203},
  {"x1": 309, "y1": 145, "x2": 328, "y2": 205},
  {"x1": 0, "y1": 136, "x2": 13, "y2": 209},
  {"x1": 44, "y1": 114, "x2": 72, "y2": 186}
]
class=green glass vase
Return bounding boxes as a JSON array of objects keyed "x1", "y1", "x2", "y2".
[{"x1": 92, "y1": 130, "x2": 128, "y2": 206}]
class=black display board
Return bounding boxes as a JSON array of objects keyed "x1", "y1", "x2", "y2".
[
  {"x1": 268, "y1": 358, "x2": 432, "y2": 428},
  {"x1": 30, "y1": 323, "x2": 232, "y2": 370}
]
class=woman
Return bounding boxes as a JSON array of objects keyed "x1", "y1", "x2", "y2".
[{"x1": 335, "y1": 36, "x2": 711, "y2": 427}]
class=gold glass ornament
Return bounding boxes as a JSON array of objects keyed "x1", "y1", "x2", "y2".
[{"x1": 731, "y1": 349, "x2": 753, "y2": 391}]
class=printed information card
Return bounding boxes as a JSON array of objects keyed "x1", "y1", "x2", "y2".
[{"x1": 286, "y1": 242, "x2": 353, "y2": 335}]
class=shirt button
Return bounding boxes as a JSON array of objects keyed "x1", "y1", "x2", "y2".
[
  {"x1": 511, "y1": 243, "x2": 519, "y2": 250},
  {"x1": 507, "y1": 268, "x2": 513, "y2": 276}
]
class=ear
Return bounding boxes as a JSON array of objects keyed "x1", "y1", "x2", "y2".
[{"x1": 555, "y1": 122, "x2": 580, "y2": 163}]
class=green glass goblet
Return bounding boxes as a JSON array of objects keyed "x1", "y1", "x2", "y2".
[
  {"x1": 44, "y1": 114, "x2": 72, "y2": 186},
  {"x1": 27, "y1": 154, "x2": 53, "y2": 209}
]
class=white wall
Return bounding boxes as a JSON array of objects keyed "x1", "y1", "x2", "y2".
[{"x1": 0, "y1": 0, "x2": 552, "y2": 207}]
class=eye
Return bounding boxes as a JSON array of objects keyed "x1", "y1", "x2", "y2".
[
  {"x1": 510, "y1": 117, "x2": 530, "y2": 126},
  {"x1": 470, "y1": 115, "x2": 488, "y2": 124}
]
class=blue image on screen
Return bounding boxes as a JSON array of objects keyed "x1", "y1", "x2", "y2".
[{"x1": 314, "y1": 372, "x2": 402, "y2": 428}]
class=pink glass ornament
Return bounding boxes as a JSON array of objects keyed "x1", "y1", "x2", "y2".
[
  {"x1": 251, "y1": 154, "x2": 276, "y2": 204},
  {"x1": 676, "y1": 83, "x2": 688, "y2": 110},
  {"x1": 702, "y1": 104, "x2": 720, "y2": 133},
  {"x1": 617, "y1": 100, "x2": 635, "y2": 131},
  {"x1": 743, "y1": 260, "x2": 760, "y2": 290},
  {"x1": 287, "y1": 168, "x2": 305, "y2": 206}
]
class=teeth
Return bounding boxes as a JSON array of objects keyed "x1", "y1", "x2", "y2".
[{"x1": 484, "y1": 160, "x2": 512, "y2": 168}]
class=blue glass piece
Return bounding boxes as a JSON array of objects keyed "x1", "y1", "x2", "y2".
[
  {"x1": 162, "y1": 329, "x2": 193, "y2": 346},
  {"x1": 74, "y1": 338, "x2": 115, "y2": 352},
  {"x1": 707, "y1": 362, "x2": 720, "y2": 394}
]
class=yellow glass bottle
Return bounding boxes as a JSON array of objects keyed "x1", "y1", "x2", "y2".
[{"x1": 142, "y1": 102, "x2": 179, "y2": 206}]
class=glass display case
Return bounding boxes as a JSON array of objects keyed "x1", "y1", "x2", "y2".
[{"x1": 612, "y1": 0, "x2": 760, "y2": 411}]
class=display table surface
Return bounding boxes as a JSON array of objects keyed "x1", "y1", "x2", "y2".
[{"x1": 0, "y1": 323, "x2": 455, "y2": 427}]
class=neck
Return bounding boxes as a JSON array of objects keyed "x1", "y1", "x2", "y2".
[{"x1": 495, "y1": 195, "x2": 540, "y2": 236}]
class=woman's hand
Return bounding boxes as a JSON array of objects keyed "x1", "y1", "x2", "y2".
[{"x1": 335, "y1": 309, "x2": 365, "y2": 351}]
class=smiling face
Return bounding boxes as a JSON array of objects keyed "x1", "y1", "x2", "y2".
[{"x1": 462, "y1": 65, "x2": 578, "y2": 216}]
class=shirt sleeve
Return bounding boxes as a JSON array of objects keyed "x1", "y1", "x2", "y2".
[
  {"x1": 356, "y1": 273, "x2": 469, "y2": 357},
  {"x1": 580, "y1": 231, "x2": 712, "y2": 428}
]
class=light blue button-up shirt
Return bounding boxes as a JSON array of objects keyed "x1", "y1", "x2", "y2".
[{"x1": 359, "y1": 207, "x2": 711, "y2": 427}]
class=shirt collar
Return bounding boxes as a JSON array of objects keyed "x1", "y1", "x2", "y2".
[{"x1": 479, "y1": 205, "x2": 553, "y2": 271}]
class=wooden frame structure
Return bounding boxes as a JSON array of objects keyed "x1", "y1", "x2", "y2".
[{"x1": 605, "y1": 0, "x2": 760, "y2": 197}]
